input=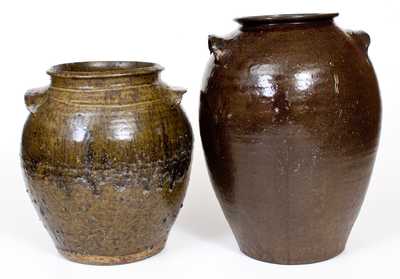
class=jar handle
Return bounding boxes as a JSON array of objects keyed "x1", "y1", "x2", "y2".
[
  {"x1": 25, "y1": 86, "x2": 49, "y2": 113},
  {"x1": 165, "y1": 86, "x2": 186, "y2": 106},
  {"x1": 208, "y1": 35, "x2": 228, "y2": 64},
  {"x1": 347, "y1": 30, "x2": 370, "y2": 52}
]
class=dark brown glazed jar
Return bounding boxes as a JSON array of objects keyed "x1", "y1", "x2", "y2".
[
  {"x1": 21, "y1": 61, "x2": 193, "y2": 265},
  {"x1": 200, "y1": 13, "x2": 381, "y2": 264}
]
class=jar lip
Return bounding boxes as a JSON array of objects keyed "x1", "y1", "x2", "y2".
[
  {"x1": 47, "y1": 61, "x2": 164, "y2": 78},
  {"x1": 235, "y1": 13, "x2": 339, "y2": 26}
]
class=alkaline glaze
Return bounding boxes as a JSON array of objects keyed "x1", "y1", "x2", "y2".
[
  {"x1": 22, "y1": 62, "x2": 193, "y2": 265},
  {"x1": 200, "y1": 14, "x2": 381, "y2": 264}
]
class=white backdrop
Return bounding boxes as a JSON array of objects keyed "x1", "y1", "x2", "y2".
[{"x1": 1, "y1": 0, "x2": 399, "y2": 278}]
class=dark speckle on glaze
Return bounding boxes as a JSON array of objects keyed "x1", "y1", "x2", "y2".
[
  {"x1": 200, "y1": 14, "x2": 381, "y2": 264},
  {"x1": 21, "y1": 61, "x2": 193, "y2": 265}
]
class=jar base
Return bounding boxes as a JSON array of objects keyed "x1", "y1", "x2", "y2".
[
  {"x1": 58, "y1": 240, "x2": 166, "y2": 265},
  {"x1": 240, "y1": 245, "x2": 345, "y2": 265}
]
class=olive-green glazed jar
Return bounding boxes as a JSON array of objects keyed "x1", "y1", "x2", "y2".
[{"x1": 21, "y1": 61, "x2": 193, "y2": 265}]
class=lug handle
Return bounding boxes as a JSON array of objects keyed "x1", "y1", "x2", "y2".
[{"x1": 25, "y1": 86, "x2": 49, "y2": 113}]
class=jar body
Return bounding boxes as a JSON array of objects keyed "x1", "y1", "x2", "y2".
[
  {"x1": 22, "y1": 63, "x2": 193, "y2": 264},
  {"x1": 200, "y1": 16, "x2": 381, "y2": 264}
]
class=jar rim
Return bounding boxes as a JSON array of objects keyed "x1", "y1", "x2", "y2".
[
  {"x1": 235, "y1": 13, "x2": 339, "y2": 26},
  {"x1": 47, "y1": 61, "x2": 164, "y2": 79}
]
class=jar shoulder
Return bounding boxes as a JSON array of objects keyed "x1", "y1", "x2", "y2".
[
  {"x1": 206, "y1": 24, "x2": 375, "y2": 81},
  {"x1": 22, "y1": 101, "x2": 193, "y2": 167},
  {"x1": 203, "y1": 23, "x2": 379, "y2": 108}
]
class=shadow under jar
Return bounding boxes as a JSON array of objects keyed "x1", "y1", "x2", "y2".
[
  {"x1": 200, "y1": 13, "x2": 381, "y2": 264},
  {"x1": 21, "y1": 61, "x2": 193, "y2": 265}
]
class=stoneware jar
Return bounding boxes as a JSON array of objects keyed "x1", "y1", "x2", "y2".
[
  {"x1": 21, "y1": 61, "x2": 193, "y2": 265},
  {"x1": 200, "y1": 13, "x2": 381, "y2": 264}
]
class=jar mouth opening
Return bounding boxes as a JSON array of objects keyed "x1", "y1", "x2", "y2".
[
  {"x1": 47, "y1": 61, "x2": 164, "y2": 78},
  {"x1": 235, "y1": 13, "x2": 339, "y2": 26}
]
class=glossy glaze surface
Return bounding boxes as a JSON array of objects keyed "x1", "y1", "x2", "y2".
[
  {"x1": 200, "y1": 14, "x2": 381, "y2": 264},
  {"x1": 22, "y1": 61, "x2": 193, "y2": 265}
]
